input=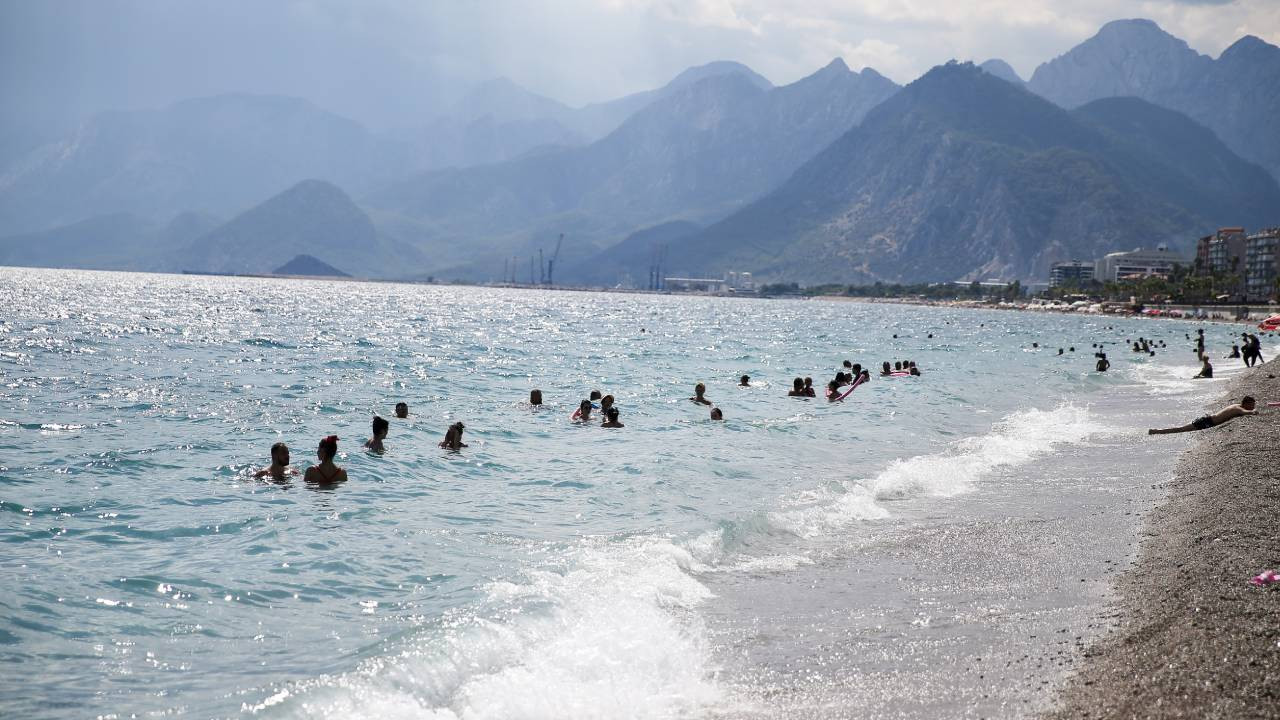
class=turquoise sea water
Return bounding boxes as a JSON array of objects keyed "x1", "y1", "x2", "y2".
[{"x1": 0, "y1": 268, "x2": 1257, "y2": 718}]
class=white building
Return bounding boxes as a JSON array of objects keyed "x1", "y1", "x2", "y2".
[{"x1": 1093, "y1": 246, "x2": 1191, "y2": 283}]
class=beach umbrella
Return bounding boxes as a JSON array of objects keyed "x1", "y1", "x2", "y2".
[{"x1": 1260, "y1": 314, "x2": 1280, "y2": 331}]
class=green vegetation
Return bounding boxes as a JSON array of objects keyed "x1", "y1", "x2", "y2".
[{"x1": 761, "y1": 280, "x2": 1024, "y2": 300}]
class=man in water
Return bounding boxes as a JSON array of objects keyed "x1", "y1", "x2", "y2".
[
  {"x1": 690, "y1": 382, "x2": 712, "y2": 405},
  {"x1": 880, "y1": 362, "x2": 892, "y2": 376},
  {"x1": 1149, "y1": 397, "x2": 1257, "y2": 434},
  {"x1": 908, "y1": 361, "x2": 921, "y2": 376},
  {"x1": 739, "y1": 375, "x2": 750, "y2": 387},
  {"x1": 601, "y1": 407, "x2": 624, "y2": 428},
  {"x1": 394, "y1": 402, "x2": 409, "y2": 419},
  {"x1": 788, "y1": 378, "x2": 806, "y2": 397},
  {"x1": 1095, "y1": 353, "x2": 1110, "y2": 372},
  {"x1": 802, "y1": 377, "x2": 816, "y2": 397},
  {"x1": 590, "y1": 390, "x2": 603, "y2": 405},
  {"x1": 1193, "y1": 357, "x2": 1213, "y2": 379},
  {"x1": 529, "y1": 389, "x2": 543, "y2": 406},
  {"x1": 439, "y1": 422, "x2": 468, "y2": 449},
  {"x1": 1226, "y1": 344, "x2": 1241, "y2": 359},
  {"x1": 254, "y1": 442, "x2": 296, "y2": 481},
  {"x1": 710, "y1": 407, "x2": 723, "y2": 420},
  {"x1": 365, "y1": 416, "x2": 389, "y2": 453}
]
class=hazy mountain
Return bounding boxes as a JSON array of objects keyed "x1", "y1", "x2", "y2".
[
  {"x1": 272, "y1": 254, "x2": 350, "y2": 277},
  {"x1": 0, "y1": 213, "x2": 163, "y2": 271},
  {"x1": 979, "y1": 59, "x2": 1023, "y2": 85},
  {"x1": 659, "y1": 62, "x2": 1280, "y2": 285},
  {"x1": 367, "y1": 59, "x2": 899, "y2": 281},
  {"x1": 562, "y1": 220, "x2": 701, "y2": 287},
  {"x1": 176, "y1": 180, "x2": 425, "y2": 278},
  {"x1": 0, "y1": 94, "x2": 410, "y2": 234},
  {"x1": 1027, "y1": 19, "x2": 1280, "y2": 181},
  {"x1": 399, "y1": 61, "x2": 774, "y2": 172}
]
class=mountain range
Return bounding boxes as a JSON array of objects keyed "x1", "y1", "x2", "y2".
[{"x1": 0, "y1": 18, "x2": 1277, "y2": 285}]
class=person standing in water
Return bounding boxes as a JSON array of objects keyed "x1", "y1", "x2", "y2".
[
  {"x1": 254, "y1": 442, "x2": 297, "y2": 481},
  {"x1": 1095, "y1": 353, "x2": 1110, "y2": 372},
  {"x1": 439, "y1": 422, "x2": 468, "y2": 449},
  {"x1": 365, "y1": 416, "x2": 389, "y2": 453},
  {"x1": 529, "y1": 389, "x2": 543, "y2": 406},
  {"x1": 788, "y1": 378, "x2": 806, "y2": 397},
  {"x1": 575, "y1": 400, "x2": 594, "y2": 422},
  {"x1": 600, "y1": 395, "x2": 616, "y2": 416},
  {"x1": 1149, "y1": 397, "x2": 1256, "y2": 434},
  {"x1": 880, "y1": 362, "x2": 892, "y2": 376},
  {"x1": 690, "y1": 383, "x2": 712, "y2": 405},
  {"x1": 1193, "y1": 357, "x2": 1213, "y2": 379},
  {"x1": 802, "y1": 377, "x2": 816, "y2": 397},
  {"x1": 601, "y1": 407, "x2": 624, "y2": 428},
  {"x1": 304, "y1": 436, "x2": 347, "y2": 485}
]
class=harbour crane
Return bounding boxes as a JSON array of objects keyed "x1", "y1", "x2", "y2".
[{"x1": 546, "y1": 234, "x2": 563, "y2": 287}]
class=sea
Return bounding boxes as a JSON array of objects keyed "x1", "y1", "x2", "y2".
[{"x1": 0, "y1": 267, "x2": 1262, "y2": 719}]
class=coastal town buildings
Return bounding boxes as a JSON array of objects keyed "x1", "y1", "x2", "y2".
[
  {"x1": 1049, "y1": 261, "x2": 1095, "y2": 288},
  {"x1": 1196, "y1": 227, "x2": 1248, "y2": 296},
  {"x1": 1093, "y1": 246, "x2": 1190, "y2": 282},
  {"x1": 1244, "y1": 228, "x2": 1278, "y2": 302}
]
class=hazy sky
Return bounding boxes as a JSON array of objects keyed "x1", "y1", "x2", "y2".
[{"x1": 2, "y1": 0, "x2": 1277, "y2": 131}]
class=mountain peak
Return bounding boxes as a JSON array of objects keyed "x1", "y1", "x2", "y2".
[
  {"x1": 979, "y1": 59, "x2": 1023, "y2": 85},
  {"x1": 821, "y1": 57, "x2": 851, "y2": 73},
  {"x1": 667, "y1": 61, "x2": 773, "y2": 91},
  {"x1": 1220, "y1": 34, "x2": 1280, "y2": 62}
]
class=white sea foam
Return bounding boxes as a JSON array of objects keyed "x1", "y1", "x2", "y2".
[
  {"x1": 767, "y1": 405, "x2": 1102, "y2": 538},
  {"x1": 261, "y1": 536, "x2": 723, "y2": 719}
]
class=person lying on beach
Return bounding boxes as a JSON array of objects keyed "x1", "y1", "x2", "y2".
[
  {"x1": 1193, "y1": 358, "x2": 1213, "y2": 380},
  {"x1": 304, "y1": 436, "x2": 348, "y2": 485},
  {"x1": 365, "y1": 415, "x2": 389, "y2": 453},
  {"x1": 575, "y1": 400, "x2": 593, "y2": 422},
  {"x1": 690, "y1": 383, "x2": 712, "y2": 405},
  {"x1": 529, "y1": 389, "x2": 543, "y2": 406},
  {"x1": 601, "y1": 407, "x2": 624, "y2": 428},
  {"x1": 394, "y1": 402, "x2": 409, "y2": 419},
  {"x1": 439, "y1": 422, "x2": 468, "y2": 449},
  {"x1": 710, "y1": 407, "x2": 723, "y2": 420},
  {"x1": 739, "y1": 375, "x2": 750, "y2": 387},
  {"x1": 1148, "y1": 397, "x2": 1256, "y2": 435},
  {"x1": 788, "y1": 378, "x2": 806, "y2": 397},
  {"x1": 254, "y1": 442, "x2": 297, "y2": 481}
]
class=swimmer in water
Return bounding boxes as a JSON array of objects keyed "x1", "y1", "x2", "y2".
[
  {"x1": 1149, "y1": 397, "x2": 1256, "y2": 434},
  {"x1": 601, "y1": 407, "x2": 624, "y2": 428},
  {"x1": 394, "y1": 402, "x2": 409, "y2": 419},
  {"x1": 690, "y1": 383, "x2": 712, "y2": 405},
  {"x1": 590, "y1": 390, "x2": 603, "y2": 405},
  {"x1": 788, "y1": 378, "x2": 806, "y2": 397},
  {"x1": 880, "y1": 361, "x2": 891, "y2": 376},
  {"x1": 1095, "y1": 353, "x2": 1110, "y2": 372},
  {"x1": 827, "y1": 379, "x2": 840, "y2": 399},
  {"x1": 803, "y1": 377, "x2": 816, "y2": 397},
  {"x1": 600, "y1": 394, "x2": 615, "y2": 415},
  {"x1": 529, "y1": 389, "x2": 543, "y2": 406},
  {"x1": 576, "y1": 400, "x2": 593, "y2": 422},
  {"x1": 739, "y1": 374, "x2": 750, "y2": 387},
  {"x1": 304, "y1": 436, "x2": 348, "y2": 485},
  {"x1": 364, "y1": 415, "x2": 389, "y2": 453},
  {"x1": 710, "y1": 407, "x2": 723, "y2": 420},
  {"x1": 254, "y1": 442, "x2": 297, "y2": 481},
  {"x1": 909, "y1": 361, "x2": 921, "y2": 376},
  {"x1": 439, "y1": 422, "x2": 468, "y2": 449},
  {"x1": 893, "y1": 361, "x2": 902, "y2": 372}
]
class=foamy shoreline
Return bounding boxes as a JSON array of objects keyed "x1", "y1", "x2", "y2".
[
  {"x1": 813, "y1": 295, "x2": 1273, "y2": 327},
  {"x1": 1044, "y1": 358, "x2": 1280, "y2": 719}
]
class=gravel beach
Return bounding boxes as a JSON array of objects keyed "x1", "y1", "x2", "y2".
[{"x1": 1045, "y1": 358, "x2": 1280, "y2": 719}]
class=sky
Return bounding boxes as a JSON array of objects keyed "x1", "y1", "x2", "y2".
[{"x1": 2, "y1": 0, "x2": 1278, "y2": 133}]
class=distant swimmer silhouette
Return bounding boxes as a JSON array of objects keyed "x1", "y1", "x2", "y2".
[
  {"x1": 1148, "y1": 397, "x2": 1256, "y2": 435},
  {"x1": 602, "y1": 407, "x2": 624, "y2": 428},
  {"x1": 304, "y1": 436, "x2": 348, "y2": 485},
  {"x1": 365, "y1": 415, "x2": 388, "y2": 453},
  {"x1": 529, "y1": 389, "x2": 543, "y2": 406},
  {"x1": 394, "y1": 402, "x2": 409, "y2": 419},
  {"x1": 690, "y1": 382, "x2": 712, "y2": 405},
  {"x1": 254, "y1": 442, "x2": 297, "y2": 481}
]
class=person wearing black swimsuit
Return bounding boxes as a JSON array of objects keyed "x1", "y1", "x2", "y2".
[{"x1": 305, "y1": 435, "x2": 347, "y2": 485}]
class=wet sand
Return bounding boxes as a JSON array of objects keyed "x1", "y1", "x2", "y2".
[{"x1": 1045, "y1": 358, "x2": 1280, "y2": 719}]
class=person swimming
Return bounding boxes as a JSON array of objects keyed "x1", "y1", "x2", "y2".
[
  {"x1": 880, "y1": 361, "x2": 891, "y2": 376},
  {"x1": 254, "y1": 442, "x2": 296, "y2": 481},
  {"x1": 802, "y1": 377, "x2": 815, "y2": 397},
  {"x1": 1149, "y1": 397, "x2": 1256, "y2": 434},
  {"x1": 575, "y1": 400, "x2": 593, "y2": 422},
  {"x1": 439, "y1": 422, "x2": 468, "y2": 449},
  {"x1": 529, "y1": 389, "x2": 543, "y2": 406},
  {"x1": 690, "y1": 382, "x2": 712, "y2": 405},
  {"x1": 304, "y1": 436, "x2": 347, "y2": 485},
  {"x1": 394, "y1": 402, "x2": 409, "y2": 419},
  {"x1": 365, "y1": 415, "x2": 389, "y2": 453},
  {"x1": 600, "y1": 394, "x2": 615, "y2": 415},
  {"x1": 893, "y1": 361, "x2": 902, "y2": 371},
  {"x1": 710, "y1": 407, "x2": 723, "y2": 420},
  {"x1": 827, "y1": 380, "x2": 841, "y2": 399},
  {"x1": 908, "y1": 361, "x2": 921, "y2": 376},
  {"x1": 590, "y1": 390, "x2": 603, "y2": 405},
  {"x1": 739, "y1": 374, "x2": 750, "y2": 387},
  {"x1": 788, "y1": 377, "x2": 806, "y2": 397},
  {"x1": 601, "y1": 407, "x2": 624, "y2": 428}
]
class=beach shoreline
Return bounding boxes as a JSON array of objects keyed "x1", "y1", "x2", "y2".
[{"x1": 1043, "y1": 358, "x2": 1280, "y2": 719}]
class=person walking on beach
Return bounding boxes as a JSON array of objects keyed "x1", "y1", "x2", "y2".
[
  {"x1": 365, "y1": 416, "x2": 389, "y2": 453},
  {"x1": 1248, "y1": 333, "x2": 1265, "y2": 366},
  {"x1": 254, "y1": 442, "x2": 297, "y2": 481},
  {"x1": 690, "y1": 383, "x2": 712, "y2": 405},
  {"x1": 439, "y1": 422, "x2": 468, "y2": 449},
  {"x1": 1148, "y1": 397, "x2": 1257, "y2": 434},
  {"x1": 304, "y1": 436, "x2": 347, "y2": 485}
]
